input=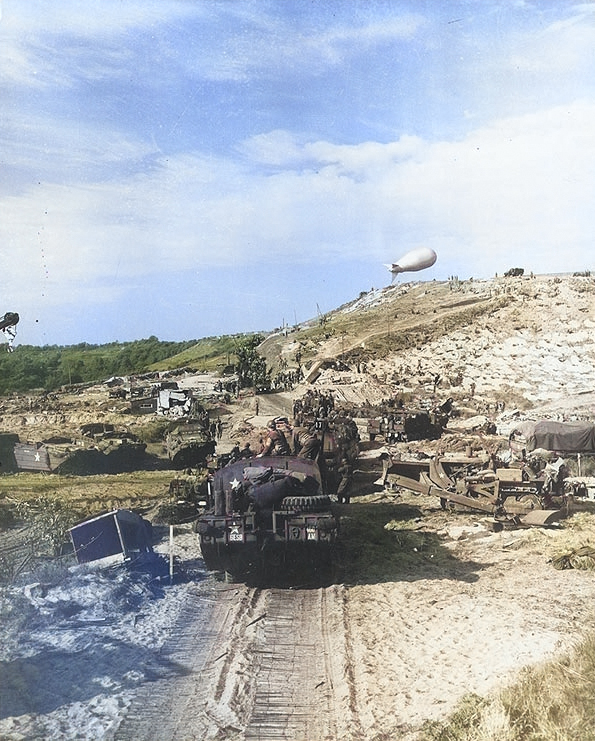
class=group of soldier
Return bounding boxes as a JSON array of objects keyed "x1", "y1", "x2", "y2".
[
  {"x1": 224, "y1": 409, "x2": 356, "y2": 504},
  {"x1": 225, "y1": 424, "x2": 315, "y2": 462},
  {"x1": 292, "y1": 390, "x2": 335, "y2": 427},
  {"x1": 272, "y1": 367, "x2": 304, "y2": 392},
  {"x1": 207, "y1": 418, "x2": 224, "y2": 441}
]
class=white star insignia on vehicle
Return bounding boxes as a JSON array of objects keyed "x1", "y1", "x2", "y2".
[
  {"x1": 34, "y1": 452, "x2": 41, "y2": 462},
  {"x1": 230, "y1": 478, "x2": 241, "y2": 490}
]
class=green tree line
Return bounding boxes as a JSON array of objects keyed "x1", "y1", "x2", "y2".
[{"x1": 0, "y1": 336, "x2": 198, "y2": 394}]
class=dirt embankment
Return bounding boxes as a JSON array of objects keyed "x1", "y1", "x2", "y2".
[{"x1": 261, "y1": 274, "x2": 595, "y2": 414}]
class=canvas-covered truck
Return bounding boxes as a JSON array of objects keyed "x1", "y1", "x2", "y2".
[{"x1": 195, "y1": 455, "x2": 338, "y2": 583}]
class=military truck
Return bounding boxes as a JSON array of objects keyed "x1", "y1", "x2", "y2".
[
  {"x1": 195, "y1": 455, "x2": 338, "y2": 584},
  {"x1": 367, "y1": 400, "x2": 452, "y2": 443}
]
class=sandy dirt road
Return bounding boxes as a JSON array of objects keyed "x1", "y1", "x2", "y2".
[
  {"x1": 112, "y1": 509, "x2": 595, "y2": 741},
  {"x1": 116, "y1": 584, "x2": 356, "y2": 741}
]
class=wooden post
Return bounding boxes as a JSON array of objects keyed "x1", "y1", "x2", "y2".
[{"x1": 169, "y1": 524, "x2": 174, "y2": 584}]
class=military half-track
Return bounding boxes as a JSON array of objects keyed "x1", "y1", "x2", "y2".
[
  {"x1": 166, "y1": 421, "x2": 216, "y2": 469},
  {"x1": 367, "y1": 399, "x2": 453, "y2": 443},
  {"x1": 196, "y1": 455, "x2": 338, "y2": 584}
]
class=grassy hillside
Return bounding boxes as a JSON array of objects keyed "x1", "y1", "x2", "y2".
[{"x1": 147, "y1": 334, "x2": 244, "y2": 373}]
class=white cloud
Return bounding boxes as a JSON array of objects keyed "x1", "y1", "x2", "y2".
[
  {"x1": 3, "y1": 99, "x2": 594, "y2": 317},
  {"x1": 0, "y1": 111, "x2": 155, "y2": 186},
  {"x1": 465, "y1": 4, "x2": 595, "y2": 123},
  {"x1": 0, "y1": 0, "x2": 198, "y2": 38},
  {"x1": 386, "y1": 102, "x2": 595, "y2": 274},
  {"x1": 187, "y1": 9, "x2": 425, "y2": 82},
  {"x1": 0, "y1": 0, "x2": 201, "y2": 90},
  {"x1": 306, "y1": 136, "x2": 426, "y2": 174},
  {"x1": 509, "y1": 9, "x2": 595, "y2": 77},
  {"x1": 240, "y1": 132, "x2": 426, "y2": 172},
  {"x1": 236, "y1": 101, "x2": 594, "y2": 277},
  {"x1": 239, "y1": 130, "x2": 308, "y2": 166},
  {"x1": 0, "y1": 1, "x2": 426, "y2": 90}
]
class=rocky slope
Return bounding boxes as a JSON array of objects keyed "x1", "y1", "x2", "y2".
[{"x1": 264, "y1": 274, "x2": 595, "y2": 421}]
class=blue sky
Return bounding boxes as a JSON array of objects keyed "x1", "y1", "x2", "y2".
[{"x1": 1, "y1": 1, "x2": 594, "y2": 347}]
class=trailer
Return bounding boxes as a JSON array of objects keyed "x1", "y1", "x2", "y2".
[{"x1": 69, "y1": 509, "x2": 153, "y2": 565}]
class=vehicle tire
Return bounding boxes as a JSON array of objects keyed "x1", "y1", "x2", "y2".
[{"x1": 280, "y1": 495, "x2": 332, "y2": 512}]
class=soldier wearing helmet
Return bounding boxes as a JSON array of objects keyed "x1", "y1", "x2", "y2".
[{"x1": 257, "y1": 419, "x2": 291, "y2": 456}]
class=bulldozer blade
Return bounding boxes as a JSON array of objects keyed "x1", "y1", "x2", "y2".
[
  {"x1": 390, "y1": 473, "x2": 435, "y2": 496},
  {"x1": 429, "y1": 458, "x2": 455, "y2": 489},
  {"x1": 520, "y1": 509, "x2": 564, "y2": 526}
]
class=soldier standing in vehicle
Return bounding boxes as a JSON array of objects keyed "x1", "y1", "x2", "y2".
[
  {"x1": 239, "y1": 442, "x2": 254, "y2": 459},
  {"x1": 294, "y1": 427, "x2": 321, "y2": 460},
  {"x1": 229, "y1": 443, "x2": 241, "y2": 463},
  {"x1": 257, "y1": 420, "x2": 291, "y2": 456}
]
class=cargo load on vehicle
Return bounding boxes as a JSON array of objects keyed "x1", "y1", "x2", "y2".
[
  {"x1": 367, "y1": 398, "x2": 453, "y2": 443},
  {"x1": 509, "y1": 420, "x2": 595, "y2": 455}
]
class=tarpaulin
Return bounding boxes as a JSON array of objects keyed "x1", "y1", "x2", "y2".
[{"x1": 510, "y1": 420, "x2": 595, "y2": 453}]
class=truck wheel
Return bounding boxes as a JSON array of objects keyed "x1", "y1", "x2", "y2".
[{"x1": 281, "y1": 495, "x2": 332, "y2": 512}]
